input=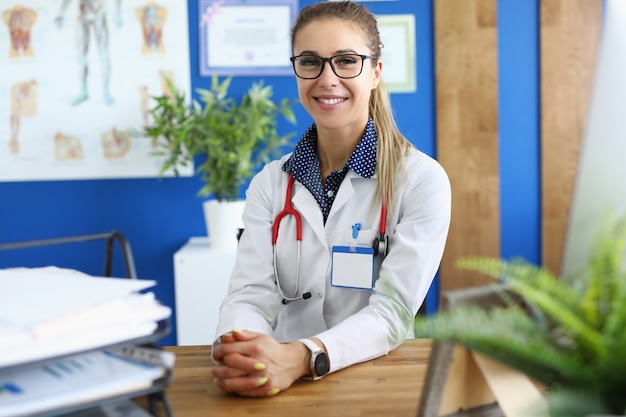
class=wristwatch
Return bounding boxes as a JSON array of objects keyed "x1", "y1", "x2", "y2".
[{"x1": 297, "y1": 338, "x2": 330, "y2": 380}]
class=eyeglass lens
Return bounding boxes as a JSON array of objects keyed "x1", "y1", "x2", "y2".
[{"x1": 292, "y1": 54, "x2": 365, "y2": 79}]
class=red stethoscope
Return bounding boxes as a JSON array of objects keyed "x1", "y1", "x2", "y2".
[{"x1": 272, "y1": 173, "x2": 388, "y2": 304}]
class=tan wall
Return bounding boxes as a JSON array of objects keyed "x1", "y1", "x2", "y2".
[{"x1": 435, "y1": 0, "x2": 602, "y2": 294}]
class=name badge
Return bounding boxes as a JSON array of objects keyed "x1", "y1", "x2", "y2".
[{"x1": 330, "y1": 246, "x2": 375, "y2": 290}]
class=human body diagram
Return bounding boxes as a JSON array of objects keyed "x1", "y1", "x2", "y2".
[
  {"x1": 2, "y1": 5, "x2": 37, "y2": 58},
  {"x1": 55, "y1": 0, "x2": 122, "y2": 106},
  {"x1": 8, "y1": 80, "x2": 38, "y2": 155},
  {"x1": 136, "y1": 1, "x2": 167, "y2": 55},
  {"x1": 2, "y1": 1, "x2": 188, "y2": 179}
]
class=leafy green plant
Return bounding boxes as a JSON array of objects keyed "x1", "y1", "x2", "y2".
[
  {"x1": 144, "y1": 75, "x2": 298, "y2": 202},
  {"x1": 414, "y1": 213, "x2": 626, "y2": 416}
]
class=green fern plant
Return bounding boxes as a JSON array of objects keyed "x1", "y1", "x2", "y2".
[
  {"x1": 414, "y1": 213, "x2": 626, "y2": 416},
  {"x1": 144, "y1": 75, "x2": 298, "y2": 202}
]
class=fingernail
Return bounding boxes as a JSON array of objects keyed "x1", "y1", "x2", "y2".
[
  {"x1": 268, "y1": 388, "x2": 280, "y2": 396},
  {"x1": 256, "y1": 377, "x2": 268, "y2": 387},
  {"x1": 254, "y1": 363, "x2": 266, "y2": 371},
  {"x1": 233, "y1": 328, "x2": 242, "y2": 333},
  {"x1": 214, "y1": 378, "x2": 221, "y2": 385}
]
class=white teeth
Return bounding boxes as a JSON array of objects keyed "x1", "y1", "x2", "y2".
[{"x1": 318, "y1": 98, "x2": 344, "y2": 105}]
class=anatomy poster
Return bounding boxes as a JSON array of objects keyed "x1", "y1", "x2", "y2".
[{"x1": 0, "y1": 0, "x2": 192, "y2": 181}]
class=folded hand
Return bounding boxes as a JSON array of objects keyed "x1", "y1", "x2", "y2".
[{"x1": 211, "y1": 329, "x2": 308, "y2": 397}]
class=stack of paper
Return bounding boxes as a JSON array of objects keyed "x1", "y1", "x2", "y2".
[
  {"x1": 0, "y1": 349, "x2": 170, "y2": 416},
  {"x1": 0, "y1": 267, "x2": 173, "y2": 416},
  {"x1": 0, "y1": 267, "x2": 171, "y2": 369}
]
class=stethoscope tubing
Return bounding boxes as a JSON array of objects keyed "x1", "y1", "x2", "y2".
[
  {"x1": 272, "y1": 173, "x2": 301, "y2": 245},
  {"x1": 274, "y1": 240, "x2": 310, "y2": 303},
  {"x1": 273, "y1": 174, "x2": 307, "y2": 303}
]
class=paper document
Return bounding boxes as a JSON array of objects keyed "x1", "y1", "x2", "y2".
[
  {"x1": 0, "y1": 268, "x2": 171, "y2": 369},
  {"x1": 0, "y1": 349, "x2": 171, "y2": 417},
  {"x1": 0, "y1": 268, "x2": 155, "y2": 326}
]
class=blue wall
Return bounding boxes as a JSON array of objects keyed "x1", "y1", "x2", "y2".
[{"x1": 0, "y1": 0, "x2": 540, "y2": 346}]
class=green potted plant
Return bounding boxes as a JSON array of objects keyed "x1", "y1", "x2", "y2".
[
  {"x1": 144, "y1": 75, "x2": 298, "y2": 249},
  {"x1": 414, "y1": 212, "x2": 626, "y2": 417}
]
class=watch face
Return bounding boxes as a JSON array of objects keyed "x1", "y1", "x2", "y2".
[{"x1": 314, "y1": 353, "x2": 330, "y2": 376}]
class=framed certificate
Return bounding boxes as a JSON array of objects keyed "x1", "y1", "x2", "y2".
[
  {"x1": 377, "y1": 14, "x2": 417, "y2": 93},
  {"x1": 199, "y1": 0, "x2": 298, "y2": 76}
]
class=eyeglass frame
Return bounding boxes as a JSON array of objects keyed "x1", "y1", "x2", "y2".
[{"x1": 289, "y1": 53, "x2": 378, "y2": 80}]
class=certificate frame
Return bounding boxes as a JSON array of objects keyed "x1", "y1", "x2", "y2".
[
  {"x1": 377, "y1": 14, "x2": 417, "y2": 93},
  {"x1": 199, "y1": 0, "x2": 298, "y2": 76}
]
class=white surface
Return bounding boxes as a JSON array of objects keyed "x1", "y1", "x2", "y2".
[
  {"x1": 561, "y1": 0, "x2": 626, "y2": 277},
  {"x1": 173, "y1": 238, "x2": 236, "y2": 346},
  {"x1": 202, "y1": 200, "x2": 245, "y2": 251},
  {"x1": 0, "y1": 269, "x2": 170, "y2": 368},
  {"x1": 0, "y1": 269, "x2": 155, "y2": 325}
]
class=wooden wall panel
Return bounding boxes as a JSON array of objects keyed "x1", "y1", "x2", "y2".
[
  {"x1": 540, "y1": 0, "x2": 602, "y2": 275},
  {"x1": 435, "y1": 0, "x2": 500, "y2": 293}
]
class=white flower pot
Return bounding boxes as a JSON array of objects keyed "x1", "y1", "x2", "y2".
[{"x1": 202, "y1": 200, "x2": 245, "y2": 251}]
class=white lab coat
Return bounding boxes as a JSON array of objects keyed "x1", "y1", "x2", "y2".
[{"x1": 215, "y1": 147, "x2": 451, "y2": 373}]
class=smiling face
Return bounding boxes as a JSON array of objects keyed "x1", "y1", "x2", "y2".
[{"x1": 292, "y1": 18, "x2": 382, "y2": 137}]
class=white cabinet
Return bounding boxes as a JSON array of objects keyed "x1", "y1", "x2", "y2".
[{"x1": 173, "y1": 238, "x2": 235, "y2": 346}]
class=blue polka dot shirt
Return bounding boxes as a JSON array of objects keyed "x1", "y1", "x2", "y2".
[{"x1": 282, "y1": 117, "x2": 377, "y2": 222}]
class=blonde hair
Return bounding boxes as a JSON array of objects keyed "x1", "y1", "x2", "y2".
[{"x1": 291, "y1": 1, "x2": 413, "y2": 213}]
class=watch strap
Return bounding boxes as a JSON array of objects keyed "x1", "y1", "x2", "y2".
[{"x1": 298, "y1": 338, "x2": 322, "y2": 354}]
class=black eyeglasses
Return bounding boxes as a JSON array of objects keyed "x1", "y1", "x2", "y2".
[{"x1": 289, "y1": 54, "x2": 377, "y2": 79}]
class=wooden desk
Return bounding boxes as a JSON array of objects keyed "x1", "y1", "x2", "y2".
[{"x1": 163, "y1": 339, "x2": 431, "y2": 417}]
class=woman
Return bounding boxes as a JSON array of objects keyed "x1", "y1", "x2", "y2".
[{"x1": 211, "y1": 1, "x2": 451, "y2": 397}]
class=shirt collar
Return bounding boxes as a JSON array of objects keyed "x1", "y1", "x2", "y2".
[{"x1": 282, "y1": 117, "x2": 377, "y2": 180}]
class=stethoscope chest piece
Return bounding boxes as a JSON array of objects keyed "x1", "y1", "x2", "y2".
[{"x1": 373, "y1": 233, "x2": 389, "y2": 258}]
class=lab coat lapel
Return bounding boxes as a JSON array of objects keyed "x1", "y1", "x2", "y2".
[
  {"x1": 290, "y1": 172, "x2": 376, "y2": 247},
  {"x1": 292, "y1": 181, "x2": 327, "y2": 246},
  {"x1": 328, "y1": 171, "x2": 359, "y2": 217}
]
